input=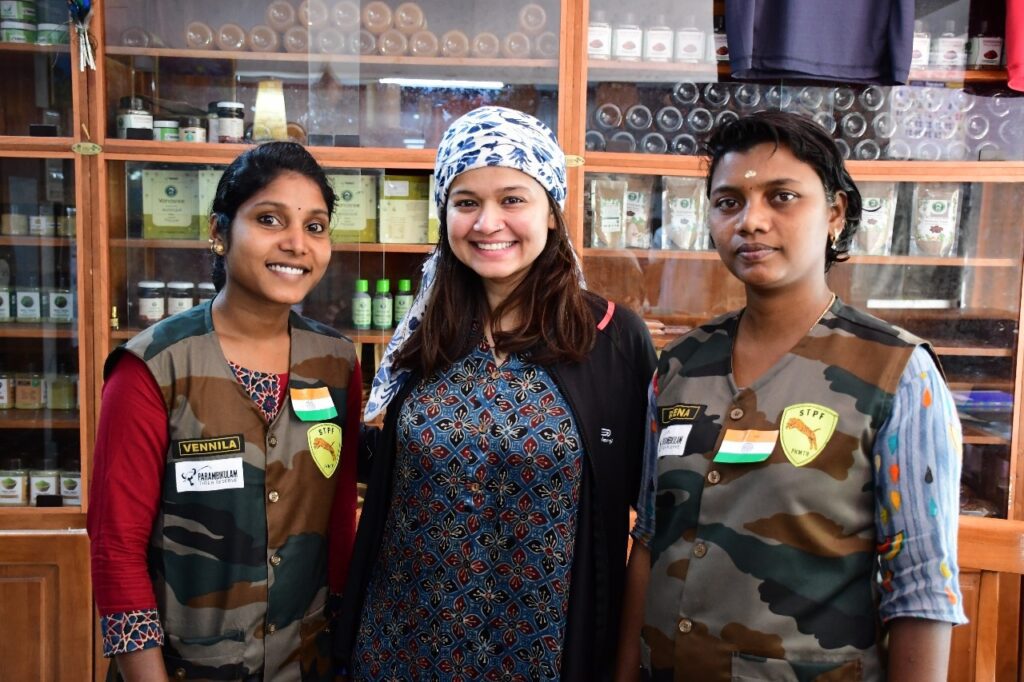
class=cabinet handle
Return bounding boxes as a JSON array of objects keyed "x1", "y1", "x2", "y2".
[{"x1": 565, "y1": 154, "x2": 585, "y2": 167}]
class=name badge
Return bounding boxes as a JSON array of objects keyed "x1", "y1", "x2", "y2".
[
  {"x1": 658, "y1": 424, "x2": 692, "y2": 457},
  {"x1": 175, "y1": 457, "x2": 245, "y2": 492},
  {"x1": 713, "y1": 429, "x2": 778, "y2": 464}
]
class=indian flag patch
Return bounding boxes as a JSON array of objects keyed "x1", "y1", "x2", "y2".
[
  {"x1": 713, "y1": 428, "x2": 778, "y2": 464},
  {"x1": 291, "y1": 386, "x2": 338, "y2": 421}
]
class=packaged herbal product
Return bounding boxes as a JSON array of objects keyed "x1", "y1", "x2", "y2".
[
  {"x1": 661, "y1": 176, "x2": 706, "y2": 250},
  {"x1": 853, "y1": 181, "x2": 897, "y2": 255},
  {"x1": 911, "y1": 184, "x2": 961, "y2": 257},
  {"x1": 590, "y1": 177, "x2": 627, "y2": 248},
  {"x1": 625, "y1": 175, "x2": 654, "y2": 249}
]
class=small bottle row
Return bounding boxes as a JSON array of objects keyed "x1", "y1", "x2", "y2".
[
  {"x1": 0, "y1": 369, "x2": 77, "y2": 410},
  {"x1": 587, "y1": 11, "x2": 725, "y2": 64},
  {"x1": 0, "y1": 279, "x2": 75, "y2": 324},
  {"x1": 135, "y1": 281, "x2": 217, "y2": 327},
  {"x1": 0, "y1": 203, "x2": 77, "y2": 237},
  {"x1": 351, "y1": 277, "x2": 413, "y2": 331},
  {"x1": 0, "y1": 0, "x2": 67, "y2": 45},
  {"x1": 0, "y1": 455, "x2": 80, "y2": 507}
]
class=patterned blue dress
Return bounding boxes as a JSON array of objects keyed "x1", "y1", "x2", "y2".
[{"x1": 353, "y1": 338, "x2": 584, "y2": 681}]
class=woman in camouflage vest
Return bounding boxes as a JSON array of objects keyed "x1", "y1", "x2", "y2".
[
  {"x1": 617, "y1": 112, "x2": 966, "y2": 681},
  {"x1": 89, "y1": 142, "x2": 362, "y2": 681}
]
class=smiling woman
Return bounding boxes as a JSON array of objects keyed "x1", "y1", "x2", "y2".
[
  {"x1": 335, "y1": 106, "x2": 657, "y2": 682},
  {"x1": 88, "y1": 142, "x2": 363, "y2": 682}
]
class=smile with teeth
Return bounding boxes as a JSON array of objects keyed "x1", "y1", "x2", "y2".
[
  {"x1": 475, "y1": 241, "x2": 516, "y2": 251},
  {"x1": 267, "y1": 263, "x2": 308, "y2": 275}
]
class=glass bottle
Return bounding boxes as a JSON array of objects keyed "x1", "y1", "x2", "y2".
[
  {"x1": 968, "y1": 20, "x2": 1003, "y2": 69},
  {"x1": 352, "y1": 278, "x2": 371, "y2": 330},
  {"x1": 29, "y1": 456, "x2": 60, "y2": 506},
  {"x1": 643, "y1": 14, "x2": 673, "y2": 62},
  {"x1": 0, "y1": 457, "x2": 29, "y2": 506},
  {"x1": 587, "y1": 10, "x2": 612, "y2": 59},
  {"x1": 910, "y1": 19, "x2": 930, "y2": 69},
  {"x1": 60, "y1": 458, "x2": 81, "y2": 506},
  {"x1": 372, "y1": 279, "x2": 393, "y2": 330},
  {"x1": 393, "y1": 278, "x2": 413, "y2": 325},
  {"x1": 612, "y1": 12, "x2": 642, "y2": 61},
  {"x1": 674, "y1": 14, "x2": 704, "y2": 64},
  {"x1": 931, "y1": 19, "x2": 965, "y2": 68}
]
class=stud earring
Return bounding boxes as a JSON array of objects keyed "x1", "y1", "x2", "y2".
[{"x1": 209, "y1": 238, "x2": 225, "y2": 256}]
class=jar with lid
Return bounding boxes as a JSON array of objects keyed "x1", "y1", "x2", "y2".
[
  {"x1": 46, "y1": 372, "x2": 76, "y2": 410},
  {"x1": 196, "y1": 282, "x2": 217, "y2": 305},
  {"x1": 47, "y1": 279, "x2": 73, "y2": 323},
  {"x1": 153, "y1": 119, "x2": 180, "y2": 141},
  {"x1": 15, "y1": 275, "x2": 42, "y2": 323},
  {"x1": 0, "y1": 284, "x2": 12, "y2": 322},
  {"x1": 217, "y1": 102, "x2": 245, "y2": 143},
  {"x1": 137, "y1": 280, "x2": 166, "y2": 326},
  {"x1": 116, "y1": 96, "x2": 153, "y2": 139},
  {"x1": 60, "y1": 458, "x2": 81, "y2": 505},
  {"x1": 30, "y1": 202, "x2": 57, "y2": 237},
  {"x1": 181, "y1": 116, "x2": 206, "y2": 142},
  {"x1": 166, "y1": 281, "x2": 195, "y2": 315},
  {"x1": 0, "y1": 370, "x2": 11, "y2": 409},
  {"x1": 29, "y1": 456, "x2": 59, "y2": 506},
  {"x1": 0, "y1": 456, "x2": 29, "y2": 506},
  {"x1": 14, "y1": 370, "x2": 45, "y2": 409}
]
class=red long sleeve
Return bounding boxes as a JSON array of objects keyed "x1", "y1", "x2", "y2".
[
  {"x1": 328, "y1": 359, "x2": 362, "y2": 593},
  {"x1": 87, "y1": 353, "x2": 168, "y2": 615},
  {"x1": 1009, "y1": 0, "x2": 1024, "y2": 91}
]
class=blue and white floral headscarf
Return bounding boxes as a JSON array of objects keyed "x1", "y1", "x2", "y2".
[{"x1": 364, "y1": 106, "x2": 571, "y2": 421}]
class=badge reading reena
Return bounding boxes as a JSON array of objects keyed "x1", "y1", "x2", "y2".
[
  {"x1": 307, "y1": 423, "x2": 342, "y2": 478},
  {"x1": 780, "y1": 403, "x2": 838, "y2": 467}
]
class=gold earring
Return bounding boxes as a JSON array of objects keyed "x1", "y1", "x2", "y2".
[{"x1": 209, "y1": 239, "x2": 225, "y2": 256}]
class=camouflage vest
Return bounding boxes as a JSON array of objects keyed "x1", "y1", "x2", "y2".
[
  {"x1": 116, "y1": 302, "x2": 356, "y2": 681},
  {"x1": 642, "y1": 299, "x2": 928, "y2": 682}
]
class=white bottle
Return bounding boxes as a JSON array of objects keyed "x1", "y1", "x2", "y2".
[
  {"x1": 910, "y1": 19, "x2": 930, "y2": 69},
  {"x1": 613, "y1": 12, "x2": 642, "y2": 61},
  {"x1": 968, "y1": 20, "x2": 1003, "y2": 69},
  {"x1": 587, "y1": 9, "x2": 612, "y2": 60},
  {"x1": 674, "y1": 14, "x2": 705, "y2": 64},
  {"x1": 644, "y1": 14, "x2": 673, "y2": 62},
  {"x1": 931, "y1": 19, "x2": 966, "y2": 68}
]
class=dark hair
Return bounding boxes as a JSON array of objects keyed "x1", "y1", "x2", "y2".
[
  {"x1": 704, "y1": 111, "x2": 862, "y2": 272},
  {"x1": 210, "y1": 142, "x2": 336, "y2": 290},
  {"x1": 392, "y1": 195, "x2": 596, "y2": 377}
]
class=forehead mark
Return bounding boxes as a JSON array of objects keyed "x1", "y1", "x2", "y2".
[{"x1": 744, "y1": 170, "x2": 757, "y2": 178}]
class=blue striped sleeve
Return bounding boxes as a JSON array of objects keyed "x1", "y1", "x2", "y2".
[
  {"x1": 875, "y1": 346, "x2": 968, "y2": 625},
  {"x1": 630, "y1": 377, "x2": 660, "y2": 547}
]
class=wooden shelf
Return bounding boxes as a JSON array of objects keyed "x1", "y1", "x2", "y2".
[
  {"x1": 0, "y1": 236, "x2": 76, "y2": 248},
  {"x1": 0, "y1": 43, "x2": 71, "y2": 55},
  {"x1": 933, "y1": 346, "x2": 1014, "y2": 358},
  {"x1": 339, "y1": 329, "x2": 394, "y2": 345},
  {"x1": 0, "y1": 507, "x2": 85, "y2": 530},
  {"x1": 333, "y1": 243, "x2": 432, "y2": 253},
  {"x1": 104, "y1": 46, "x2": 558, "y2": 84},
  {"x1": 110, "y1": 238, "x2": 433, "y2": 253},
  {"x1": 0, "y1": 409, "x2": 79, "y2": 429},
  {"x1": 584, "y1": 248, "x2": 1019, "y2": 268},
  {"x1": 0, "y1": 324, "x2": 76, "y2": 339}
]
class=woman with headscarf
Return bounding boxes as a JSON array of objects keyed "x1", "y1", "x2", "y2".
[{"x1": 334, "y1": 106, "x2": 657, "y2": 680}]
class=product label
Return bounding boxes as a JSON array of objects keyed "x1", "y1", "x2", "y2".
[
  {"x1": 142, "y1": 169, "x2": 201, "y2": 239},
  {"x1": 394, "y1": 294, "x2": 413, "y2": 324},
  {"x1": 598, "y1": 198, "x2": 623, "y2": 233},
  {"x1": 644, "y1": 28, "x2": 673, "y2": 61},
  {"x1": 613, "y1": 27, "x2": 642, "y2": 59},
  {"x1": 60, "y1": 473, "x2": 81, "y2": 503},
  {"x1": 372, "y1": 296, "x2": 393, "y2": 329},
  {"x1": 1, "y1": 1, "x2": 37, "y2": 21},
  {"x1": 0, "y1": 288, "x2": 11, "y2": 321},
  {"x1": 587, "y1": 24, "x2": 611, "y2": 58},
  {"x1": 352, "y1": 297, "x2": 372, "y2": 329},
  {"x1": 911, "y1": 34, "x2": 930, "y2": 68},
  {"x1": 328, "y1": 174, "x2": 377, "y2": 242},
  {"x1": 166, "y1": 296, "x2": 193, "y2": 315},
  {"x1": 932, "y1": 36, "x2": 966, "y2": 68},
  {"x1": 175, "y1": 457, "x2": 245, "y2": 493},
  {"x1": 48, "y1": 291, "x2": 73, "y2": 322},
  {"x1": 16, "y1": 289, "x2": 40, "y2": 320},
  {"x1": 29, "y1": 473, "x2": 58, "y2": 505},
  {"x1": 674, "y1": 29, "x2": 704, "y2": 63},
  {"x1": 713, "y1": 33, "x2": 729, "y2": 61},
  {"x1": 138, "y1": 296, "x2": 165, "y2": 323},
  {"x1": 857, "y1": 197, "x2": 893, "y2": 254},
  {"x1": 181, "y1": 127, "x2": 206, "y2": 142},
  {"x1": 968, "y1": 36, "x2": 1002, "y2": 67},
  {"x1": 0, "y1": 376, "x2": 10, "y2": 408},
  {"x1": 218, "y1": 118, "x2": 245, "y2": 142},
  {"x1": 116, "y1": 113, "x2": 153, "y2": 138},
  {"x1": 155, "y1": 127, "x2": 180, "y2": 141},
  {"x1": 0, "y1": 473, "x2": 27, "y2": 505}
]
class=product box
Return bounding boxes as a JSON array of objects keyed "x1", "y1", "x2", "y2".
[
  {"x1": 197, "y1": 169, "x2": 224, "y2": 223},
  {"x1": 142, "y1": 170, "x2": 201, "y2": 240},
  {"x1": 427, "y1": 174, "x2": 440, "y2": 243},
  {"x1": 378, "y1": 174, "x2": 429, "y2": 244},
  {"x1": 328, "y1": 174, "x2": 377, "y2": 243}
]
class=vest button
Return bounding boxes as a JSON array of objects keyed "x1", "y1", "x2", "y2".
[
  {"x1": 268, "y1": 490, "x2": 280, "y2": 503},
  {"x1": 678, "y1": 618, "x2": 693, "y2": 634},
  {"x1": 268, "y1": 435, "x2": 278, "y2": 447},
  {"x1": 266, "y1": 623, "x2": 277, "y2": 634},
  {"x1": 175, "y1": 669, "x2": 186, "y2": 679},
  {"x1": 729, "y1": 407, "x2": 744, "y2": 420},
  {"x1": 270, "y1": 554, "x2": 282, "y2": 566},
  {"x1": 706, "y1": 470, "x2": 721, "y2": 485},
  {"x1": 692, "y1": 542, "x2": 708, "y2": 558}
]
